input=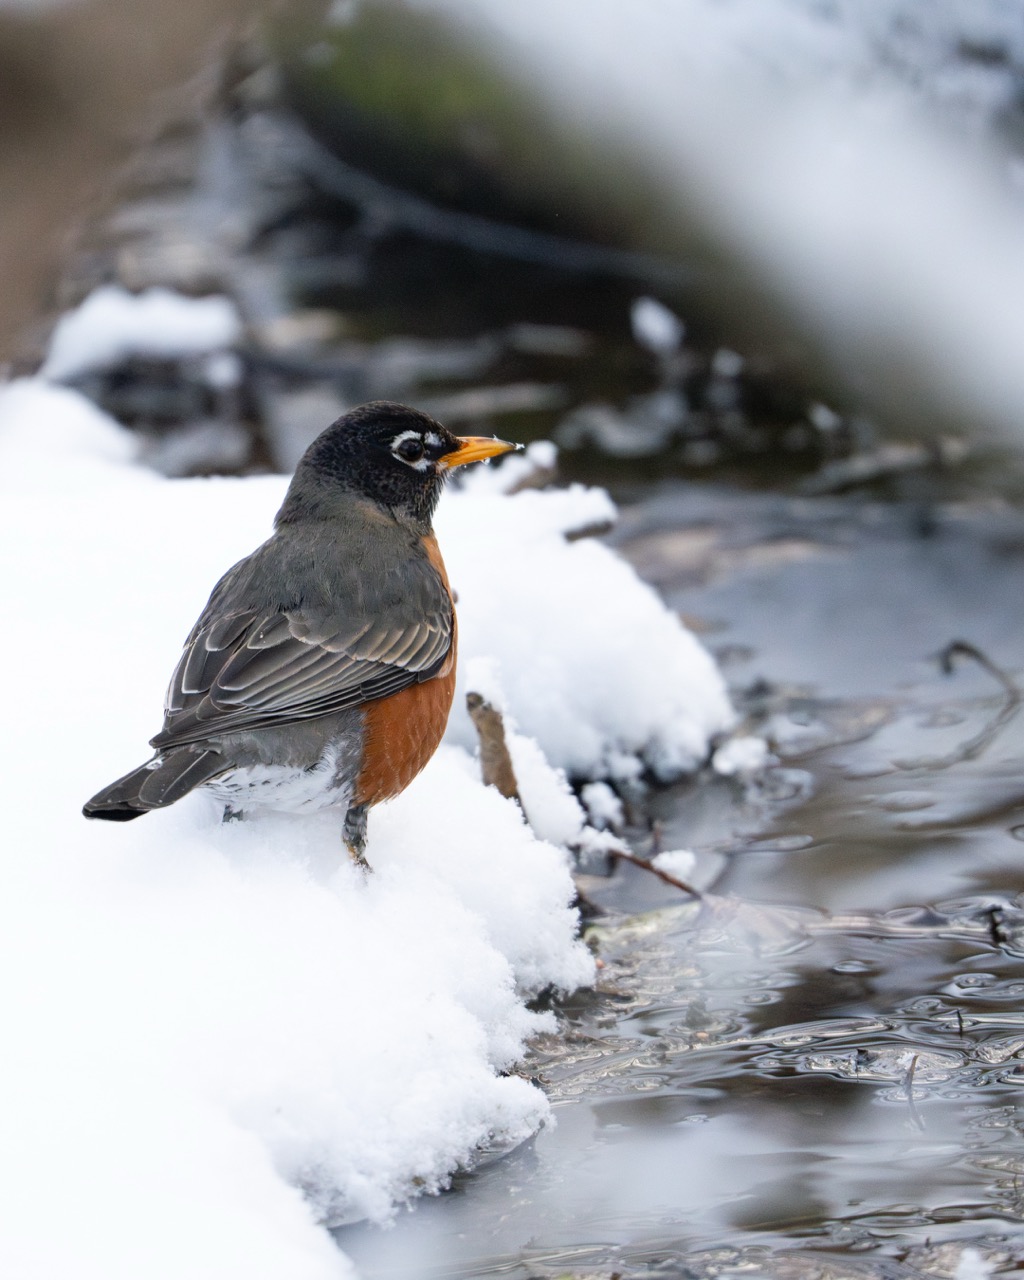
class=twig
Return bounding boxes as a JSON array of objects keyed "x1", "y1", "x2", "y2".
[
  {"x1": 893, "y1": 640, "x2": 1021, "y2": 771},
  {"x1": 608, "y1": 846, "x2": 703, "y2": 900},
  {"x1": 903, "y1": 1052, "x2": 925, "y2": 1131},
  {"x1": 564, "y1": 520, "x2": 615, "y2": 543},
  {"x1": 798, "y1": 437, "x2": 967, "y2": 496},
  {"x1": 417, "y1": 382, "x2": 566, "y2": 424},
  {"x1": 466, "y1": 692, "x2": 701, "y2": 902},
  {"x1": 466, "y1": 692, "x2": 520, "y2": 801},
  {"x1": 904, "y1": 1052, "x2": 919, "y2": 1100},
  {"x1": 271, "y1": 112, "x2": 696, "y2": 287}
]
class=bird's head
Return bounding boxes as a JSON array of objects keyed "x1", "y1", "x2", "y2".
[{"x1": 276, "y1": 401, "x2": 521, "y2": 530}]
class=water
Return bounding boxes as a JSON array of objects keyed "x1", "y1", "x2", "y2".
[{"x1": 335, "y1": 485, "x2": 1024, "y2": 1277}]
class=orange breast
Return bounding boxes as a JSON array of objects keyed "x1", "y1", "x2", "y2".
[{"x1": 353, "y1": 532, "x2": 458, "y2": 807}]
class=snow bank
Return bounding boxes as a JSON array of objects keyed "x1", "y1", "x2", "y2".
[
  {"x1": 0, "y1": 379, "x2": 731, "y2": 1277},
  {"x1": 444, "y1": 467, "x2": 734, "y2": 782},
  {"x1": 41, "y1": 284, "x2": 243, "y2": 381}
]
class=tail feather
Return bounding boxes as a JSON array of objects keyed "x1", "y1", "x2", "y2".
[{"x1": 83, "y1": 750, "x2": 225, "y2": 821}]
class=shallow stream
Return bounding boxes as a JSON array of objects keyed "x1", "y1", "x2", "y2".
[{"x1": 336, "y1": 485, "x2": 1024, "y2": 1278}]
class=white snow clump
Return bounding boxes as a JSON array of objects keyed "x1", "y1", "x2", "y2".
[
  {"x1": 42, "y1": 284, "x2": 243, "y2": 381},
  {"x1": 712, "y1": 735, "x2": 771, "y2": 777},
  {"x1": 444, "y1": 469, "x2": 734, "y2": 783}
]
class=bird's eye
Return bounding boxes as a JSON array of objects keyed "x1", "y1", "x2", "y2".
[{"x1": 394, "y1": 436, "x2": 426, "y2": 463}]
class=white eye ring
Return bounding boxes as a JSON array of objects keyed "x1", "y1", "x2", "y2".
[{"x1": 390, "y1": 429, "x2": 431, "y2": 470}]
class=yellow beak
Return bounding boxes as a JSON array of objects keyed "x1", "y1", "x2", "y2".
[{"x1": 443, "y1": 435, "x2": 521, "y2": 469}]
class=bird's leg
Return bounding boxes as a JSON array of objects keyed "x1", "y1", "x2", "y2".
[{"x1": 343, "y1": 803, "x2": 370, "y2": 870}]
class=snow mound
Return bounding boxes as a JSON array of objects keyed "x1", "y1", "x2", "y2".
[
  {"x1": 442, "y1": 479, "x2": 734, "y2": 781},
  {"x1": 41, "y1": 284, "x2": 243, "y2": 381},
  {"x1": 0, "y1": 378, "x2": 731, "y2": 1278}
]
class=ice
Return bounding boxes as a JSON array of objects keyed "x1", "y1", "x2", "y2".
[
  {"x1": 41, "y1": 284, "x2": 243, "y2": 381},
  {"x1": 0, "y1": 378, "x2": 731, "y2": 1277}
]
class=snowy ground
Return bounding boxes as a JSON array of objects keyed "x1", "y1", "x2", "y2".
[{"x1": 0, "y1": 373, "x2": 732, "y2": 1278}]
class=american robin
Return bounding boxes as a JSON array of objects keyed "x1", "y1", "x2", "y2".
[{"x1": 83, "y1": 401, "x2": 519, "y2": 866}]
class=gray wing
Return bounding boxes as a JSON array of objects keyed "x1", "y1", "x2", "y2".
[{"x1": 150, "y1": 550, "x2": 453, "y2": 750}]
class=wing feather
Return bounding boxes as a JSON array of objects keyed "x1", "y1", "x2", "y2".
[{"x1": 205, "y1": 612, "x2": 255, "y2": 651}]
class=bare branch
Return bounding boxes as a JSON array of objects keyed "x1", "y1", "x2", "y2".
[{"x1": 466, "y1": 692, "x2": 520, "y2": 801}]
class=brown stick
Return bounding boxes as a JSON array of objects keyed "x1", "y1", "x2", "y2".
[
  {"x1": 465, "y1": 692, "x2": 701, "y2": 904},
  {"x1": 609, "y1": 846, "x2": 703, "y2": 900},
  {"x1": 466, "y1": 692, "x2": 520, "y2": 801}
]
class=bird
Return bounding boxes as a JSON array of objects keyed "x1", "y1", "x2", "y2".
[{"x1": 83, "y1": 400, "x2": 519, "y2": 866}]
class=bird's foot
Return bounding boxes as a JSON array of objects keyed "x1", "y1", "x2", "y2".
[{"x1": 343, "y1": 803, "x2": 371, "y2": 871}]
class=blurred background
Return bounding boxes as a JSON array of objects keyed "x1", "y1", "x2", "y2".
[{"x1": 8, "y1": 0, "x2": 1024, "y2": 499}]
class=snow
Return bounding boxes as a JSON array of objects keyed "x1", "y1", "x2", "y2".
[
  {"x1": 442, "y1": 479, "x2": 734, "y2": 782},
  {"x1": 712, "y1": 735, "x2": 771, "y2": 777},
  {"x1": 955, "y1": 1248, "x2": 994, "y2": 1280},
  {"x1": 506, "y1": 727, "x2": 588, "y2": 849},
  {"x1": 0, "y1": 378, "x2": 732, "y2": 1277},
  {"x1": 41, "y1": 285, "x2": 243, "y2": 382},
  {"x1": 580, "y1": 781, "x2": 624, "y2": 831},
  {"x1": 652, "y1": 849, "x2": 698, "y2": 881}
]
